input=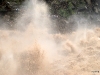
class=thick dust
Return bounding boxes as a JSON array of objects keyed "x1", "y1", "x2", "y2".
[{"x1": 0, "y1": 0, "x2": 100, "y2": 75}]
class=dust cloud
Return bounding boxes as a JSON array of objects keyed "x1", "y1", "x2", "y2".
[{"x1": 0, "y1": 0, "x2": 100, "y2": 75}]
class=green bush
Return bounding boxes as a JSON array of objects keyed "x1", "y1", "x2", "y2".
[{"x1": 45, "y1": 0, "x2": 87, "y2": 18}]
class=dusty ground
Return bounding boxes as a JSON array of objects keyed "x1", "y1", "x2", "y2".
[{"x1": 0, "y1": 25, "x2": 100, "y2": 75}]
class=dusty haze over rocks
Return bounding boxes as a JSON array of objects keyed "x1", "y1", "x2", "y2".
[{"x1": 0, "y1": 0, "x2": 100, "y2": 75}]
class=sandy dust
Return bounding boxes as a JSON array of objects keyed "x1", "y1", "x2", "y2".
[{"x1": 0, "y1": 0, "x2": 100, "y2": 75}]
